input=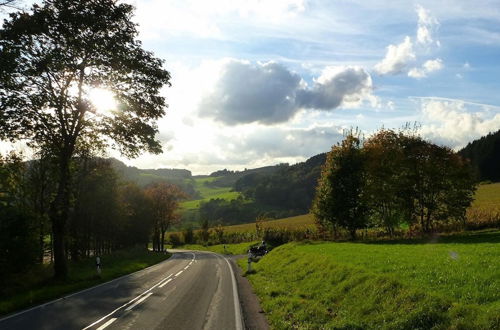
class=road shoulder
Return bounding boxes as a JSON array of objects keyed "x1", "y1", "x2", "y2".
[{"x1": 229, "y1": 256, "x2": 270, "y2": 330}]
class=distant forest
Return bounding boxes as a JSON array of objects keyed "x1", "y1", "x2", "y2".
[{"x1": 458, "y1": 129, "x2": 500, "y2": 182}]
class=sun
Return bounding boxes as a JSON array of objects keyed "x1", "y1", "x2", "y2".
[{"x1": 88, "y1": 88, "x2": 117, "y2": 114}]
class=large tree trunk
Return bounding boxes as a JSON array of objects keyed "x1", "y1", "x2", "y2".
[{"x1": 50, "y1": 153, "x2": 71, "y2": 280}]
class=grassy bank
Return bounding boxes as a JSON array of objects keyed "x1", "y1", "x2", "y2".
[
  {"x1": 178, "y1": 241, "x2": 257, "y2": 255},
  {"x1": 240, "y1": 230, "x2": 500, "y2": 329},
  {"x1": 0, "y1": 248, "x2": 170, "y2": 316}
]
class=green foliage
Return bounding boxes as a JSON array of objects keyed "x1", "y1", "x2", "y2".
[
  {"x1": 312, "y1": 131, "x2": 368, "y2": 239},
  {"x1": 241, "y1": 232, "x2": 500, "y2": 329},
  {"x1": 459, "y1": 129, "x2": 500, "y2": 182},
  {"x1": 182, "y1": 226, "x2": 195, "y2": 244},
  {"x1": 0, "y1": 153, "x2": 41, "y2": 281},
  {"x1": 313, "y1": 129, "x2": 477, "y2": 238},
  {"x1": 234, "y1": 154, "x2": 326, "y2": 214},
  {"x1": 180, "y1": 241, "x2": 257, "y2": 255},
  {"x1": 0, "y1": 0, "x2": 170, "y2": 278}
]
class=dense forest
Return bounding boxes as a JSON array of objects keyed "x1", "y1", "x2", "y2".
[{"x1": 459, "y1": 129, "x2": 500, "y2": 182}]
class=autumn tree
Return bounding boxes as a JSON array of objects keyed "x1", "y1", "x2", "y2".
[
  {"x1": 145, "y1": 182, "x2": 187, "y2": 251},
  {"x1": 312, "y1": 132, "x2": 368, "y2": 239},
  {"x1": 0, "y1": 0, "x2": 170, "y2": 278},
  {"x1": 364, "y1": 129, "x2": 408, "y2": 236},
  {"x1": 401, "y1": 136, "x2": 476, "y2": 232}
]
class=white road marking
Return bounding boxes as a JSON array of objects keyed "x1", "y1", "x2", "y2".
[
  {"x1": 175, "y1": 270, "x2": 183, "y2": 276},
  {"x1": 125, "y1": 292, "x2": 153, "y2": 311},
  {"x1": 184, "y1": 266, "x2": 189, "y2": 270},
  {"x1": 82, "y1": 251, "x2": 197, "y2": 330},
  {"x1": 222, "y1": 256, "x2": 243, "y2": 330},
  {"x1": 159, "y1": 278, "x2": 173, "y2": 288},
  {"x1": 96, "y1": 318, "x2": 117, "y2": 330}
]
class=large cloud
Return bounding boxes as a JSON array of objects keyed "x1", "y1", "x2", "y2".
[
  {"x1": 296, "y1": 66, "x2": 373, "y2": 109},
  {"x1": 199, "y1": 60, "x2": 374, "y2": 125},
  {"x1": 419, "y1": 98, "x2": 500, "y2": 148},
  {"x1": 199, "y1": 61, "x2": 302, "y2": 124}
]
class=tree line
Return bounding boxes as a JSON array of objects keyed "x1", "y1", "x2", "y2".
[
  {"x1": 312, "y1": 128, "x2": 477, "y2": 239},
  {"x1": 0, "y1": 153, "x2": 185, "y2": 282},
  {"x1": 458, "y1": 129, "x2": 500, "y2": 183}
]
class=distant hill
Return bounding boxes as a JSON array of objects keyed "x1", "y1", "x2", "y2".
[
  {"x1": 206, "y1": 165, "x2": 281, "y2": 188},
  {"x1": 233, "y1": 153, "x2": 327, "y2": 214},
  {"x1": 109, "y1": 158, "x2": 199, "y2": 198},
  {"x1": 459, "y1": 130, "x2": 500, "y2": 182}
]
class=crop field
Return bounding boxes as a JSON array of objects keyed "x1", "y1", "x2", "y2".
[
  {"x1": 221, "y1": 214, "x2": 315, "y2": 233},
  {"x1": 219, "y1": 183, "x2": 499, "y2": 233},
  {"x1": 241, "y1": 230, "x2": 500, "y2": 329},
  {"x1": 180, "y1": 176, "x2": 240, "y2": 211},
  {"x1": 472, "y1": 182, "x2": 500, "y2": 211}
]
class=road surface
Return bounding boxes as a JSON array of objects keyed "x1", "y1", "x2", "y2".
[{"x1": 0, "y1": 250, "x2": 243, "y2": 330}]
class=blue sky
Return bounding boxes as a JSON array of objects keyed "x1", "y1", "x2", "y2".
[{"x1": 3, "y1": 0, "x2": 500, "y2": 174}]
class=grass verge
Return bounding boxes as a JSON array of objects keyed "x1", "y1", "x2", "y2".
[
  {"x1": 239, "y1": 231, "x2": 500, "y2": 329},
  {"x1": 177, "y1": 241, "x2": 258, "y2": 255},
  {"x1": 0, "y1": 248, "x2": 170, "y2": 317}
]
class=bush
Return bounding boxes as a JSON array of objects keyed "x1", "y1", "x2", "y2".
[{"x1": 168, "y1": 233, "x2": 182, "y2": 247}]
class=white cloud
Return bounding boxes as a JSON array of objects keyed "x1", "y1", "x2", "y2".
[
  {"x1": 374, "y1": 36, "x2": 415, "y2": 75},
  {"x1": 199, "y1": 60, "x2": 375, "y2": 125},
  {"x1": 132, "y1": 0, "x2": 306, "y2": 40},
  {"x1": 419, "y1": 99, "x2": 500, "y2": 148},
  {"x1": 416, "y1": 4, "x2": 439, "y2": 46},
  {"x1": 408, "y1": 58, "x2": 443, "y2": 78},
  {"x1": 375, "y1": 5, "x2": 440, "y2": 76}
]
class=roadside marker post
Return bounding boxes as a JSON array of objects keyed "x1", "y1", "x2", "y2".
[
  {"x1": 96, "y1": 256, "x2": 101, "y2": 277},
  {"x1": 247, "y1": 255, "x2": 252, "y2": 272}
]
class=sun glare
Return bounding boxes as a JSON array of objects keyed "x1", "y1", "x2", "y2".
[{"x1": 88, "y1": 88, "x2": 117, "y2": 114}]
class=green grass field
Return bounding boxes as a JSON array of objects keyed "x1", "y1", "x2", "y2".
[
  {"x1": 0, "y1": 248, "x2": 170, "y2": 316},
  {"x1": 180, "y1": 177, "x2": 240, "y2": 211},
  {"x1": 178, "y1": 241, "x2": 257, "y2": 255},
  {"x1": 240, "y1": 230, "x2": 500, "y2": 329}
]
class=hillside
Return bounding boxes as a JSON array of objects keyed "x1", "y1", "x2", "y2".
[{"x1": 459, "y1": 129, "x2": 500, "y2": 182}]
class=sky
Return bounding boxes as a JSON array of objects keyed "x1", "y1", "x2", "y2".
[{"x1": 3, "y1": 0, "x2": 500, "y2": 174}]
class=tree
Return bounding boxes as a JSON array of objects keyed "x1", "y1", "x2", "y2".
[
  {"x1": 401, "y1": 136, "x2": 476, "y2": 232},
  {"x1": 364, "y1": 129, "x2": 407, "y2": 236},
  {"x1": 0, "y1": 0, "x2": 171, "y2": 278},
  {"x1": 145, "y1": 182, "x2": 187, "y2": 251},
  {"x1": 312, "y1": 132, "x2": 368, "y2": 239}
]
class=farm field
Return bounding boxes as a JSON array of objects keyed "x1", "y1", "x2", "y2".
[
  {"x1": 180, "y1": 176, "x2": 240, "y2": 211},
  {"x1": 473, "y1": 182, "x2": 500, "y2": 210},
  {"x1": 215, "y1": 182, "x2": 500, "y2": 232},
  {"x1": 222, "y1": 214, "x2": 314, "y2": 233},
  {"x1": 241, "y1": 230, "x2": 500, "y2": 329}
]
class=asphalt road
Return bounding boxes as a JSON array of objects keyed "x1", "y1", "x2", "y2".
[{"x1": 0, "y1": 250, "x2": 243, "y2": 330}]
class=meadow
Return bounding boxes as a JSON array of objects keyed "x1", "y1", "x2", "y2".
[
  {"x1": 240, "y1": 230, "x2": 500, "y2": 329},
  {"x1": 180, "y1": 176, "x2": 240, "y2": 211}
]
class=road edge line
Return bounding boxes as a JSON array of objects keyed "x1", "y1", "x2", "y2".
[{"x1": 222, "y1": 255, "x2": 243, "y2": 330}]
